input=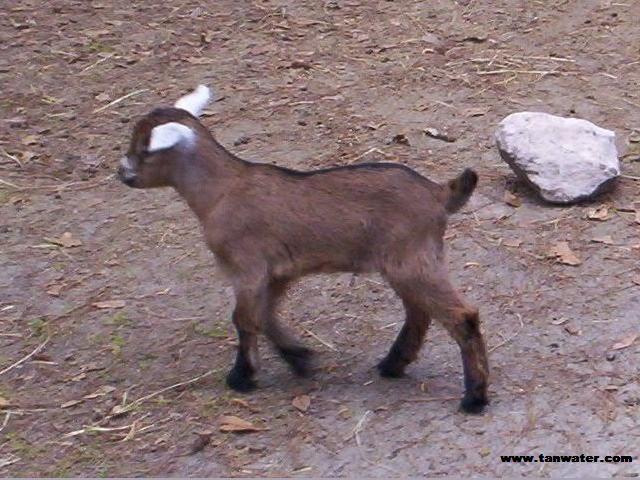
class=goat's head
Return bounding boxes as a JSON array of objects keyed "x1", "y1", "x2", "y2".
[{"x1": 118, "y1": 85, "x2": 211, "y2": 188}]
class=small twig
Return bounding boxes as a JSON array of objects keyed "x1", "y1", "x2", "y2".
[
  {"x1": 0, "y1": 147, "x2": 22, "y2": 168},
  {"x1": 65, "y1": 413, "x2": 152, "y2": 438},
  {"x1": 0, "y1": 178, "x2": 21, "y2": 189},
  {"x1": 65, "y1": 424, "x2": 135, "y2": 437},
  {"x1": 0, "y1": 454, "x2": 20, "y2": 469},
  {"x1": 115, "y1": 369, "x2": 217, "y2": 415},
  {"x1": 621, "y1": 174, "x2": 640, "y2": 181},
  {"x1": 5, "y1": 408, "x2": 50, "y2": 414},
  {"x1": 513, "y1": 55, "x2": 576, "y2": 63},
  {"x1": 489, "y1": 314, "x2": 524, "y2": 353},
  {"x1": 0, "y1": 411, "x2": 11, "y2": 433},
  {"x1": 345, "y1": 410, "x2": 372, "y2": 446},
  {"x1": 401, "y1": 395, "x2": 460, "y2": 403},
  {"x1": 379, "y1": 321, "x2": 400, "y2": 330},
  {"x1": 477, "y1": 69, "x2": 576, "y2": 76},
  {"x1": 348, "y1": 147, "x2": 390, "y2": 163},
  {"x1": 6, "y1": 174, "x2": 114, "y2": 193},
  {"x1": 79, "y1": 53, "x2": 114, "y2": 73},
  {"x1": 0, "y1": 337, "x2": 50, "y2": 376},
  {"x1": 92, "y1": 89, "x2": 149, "y2": 114},
  {"x1": 302, "y1": 327, "x2": 337, "y2": 351}
]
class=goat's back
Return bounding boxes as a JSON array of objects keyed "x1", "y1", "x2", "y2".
[{"x1": 207, "y1": 162, "x2": 449, "y2": 276}]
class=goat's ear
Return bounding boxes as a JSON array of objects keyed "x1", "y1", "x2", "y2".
[
  {"x1": 148, "y1": 122, "x2": 195, "y2": 152},
  {"x1": 174, "y1": 85, "x2": 211, "y2": 117}
]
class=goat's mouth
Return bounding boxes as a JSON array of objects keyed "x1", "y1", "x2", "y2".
[{"x1": 117, "y1": 167, "x2": 139, "y2": 187}]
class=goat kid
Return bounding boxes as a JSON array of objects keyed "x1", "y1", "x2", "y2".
[{"x1": 118, "y1": 85, "x2": 490, "y2": 413}]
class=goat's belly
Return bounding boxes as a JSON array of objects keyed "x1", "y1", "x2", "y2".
[{"x1": 272, "y1": 249, "x2": 377, "y2": 279}]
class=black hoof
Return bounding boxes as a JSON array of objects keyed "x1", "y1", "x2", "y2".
[
  {"x1": 280, "y1": 346, "x2": 314, "y2": 377},
  {"x1": 226, "y1": 367, "x2": 257, "y2": 393},
  {"x1": 377, "y1": 356, "x2": 405, "y2": 378},
  {"x1": 459, "y1": 393, "x2": 488, "y2": 414}
]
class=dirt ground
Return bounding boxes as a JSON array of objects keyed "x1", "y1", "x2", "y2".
[{"x1": 1, "y1": 0, "x2": 639, "y2": 477}]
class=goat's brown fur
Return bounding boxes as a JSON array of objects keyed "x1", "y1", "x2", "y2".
[{"x1": 118, "y1": 102, "x2": 489, "y2": 413}]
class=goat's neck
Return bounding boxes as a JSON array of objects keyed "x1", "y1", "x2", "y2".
[{"x1": 171, "y1": 141, "x2": 244, "y2": 222}]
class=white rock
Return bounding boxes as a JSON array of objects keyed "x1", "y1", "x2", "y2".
[{"x1": 495, "y1": 112, "x2": 620, "y2": 204}]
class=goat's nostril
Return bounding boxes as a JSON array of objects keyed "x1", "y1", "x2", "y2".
[{"x1": 117, "y1": 165, "x2": 137, "y2": 186}]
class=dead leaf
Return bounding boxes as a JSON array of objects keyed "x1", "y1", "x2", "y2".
[
  {"x1": 636, "y1": 210, "x2": 640, "y2": 225},
  {"x1": 84, "y1": 29, "x2": 110, "y2": 38},
  {"x1": 190, "y1": 431, "x2": 212, "y2": 454},
  {"x1": 32, "y1": 353, "x2": 52, "y2": 362},
  {"x1": 230, "y1": 398, "x2": 250, "y2": 409},
  {"x1": 604, "y1": 385, "x2": 619, "y2": 391},
  {"x1": 587, "y1": 205, "x2": 610, "y2": 221},
  {"x1": 612, "y1": 333, "x2": 638, "y2": 351},
  {"x1": 229, "y1": 397, "x2": 260, "y2": 412},
  {"x1": 200, "y1": 30, "x2": 215, "y2": 44},
  {"x1": 61, "y1": 399, "x2": 83, "y2": 408},
  {"x1": 21, "y1": 134, "x2": 39, "y2": 146},
  {"x1": 120, "y1": 419, "x2": 139, "y2": 442},
  {"x1": 338, "y1": 407, "x2": 351, "y2": 419},
  {"x1": 69, "y1": 372, "x2": 87, "y2": 382},
  {"x1": 292, "y1": 394, "x2": 311, "y2": 412},
  {"x1": 288, "y1": 60, "x2": 313, "y2": 70},
  {"x1": 564, "y1": 325, "x2": 581, "y2": 336},
  {"x1": 464, "y1": 262, "x2": 481, "y2": 268},
  {"x1": 219, "y1": 415, "x2": 263, "y2": 433},
  {"x1": 83, "y1": 385, "x2": 116, "y2": 399},
  {"x1": 465, "y1": 107, "x2": 489, "y2": 117},
  {"x1": 365, "y1": 122, "x2": 386, "y2": 131},
  {"x1": 186, "y1": 56, "x2": 213, "y2": 65},
  {"x1": 47, "y1": 284, "x2": 64, "y2": 297},
  {"x1": 389, "y1": 133, "x2": 410, "y2": 145},
  {"x1": 503, "y1": 239, "x2": 522, "y2": 248},
  {"x1": 19, "y1": 150, "x2": 36, "y2": 162},
  {"x1": 591, "y1": 235, "x2": 613, "y2": 245},
  {"x1": 45, "y1": 232, "x2": 83, "y2": 248},
  {"x1": 423, "y1": 127, "x2": 456, "y2": 143},
  {"x1": 95, "y1": 92, "x2": 110, "y2": 102},
  {"x1": 479, "y1": 447, "x2": 491, "y2": 457},
  {"x1": 551, "y1": 318, "x2": 568, "y2": 325},
  {"x1": 110, "y1": 404, "x2": 129, "y2": 417},
  {"x1": 632, "y1": 275, "x2": 640, "y2": 286},
  {"x1": 549, "y1": 241, "x2": 582, "y2": 266},
  {"x1": 0, "y1": 396, "x2": 10, "y2": 409},
  {"x1": 503, "y1": 190, "x2": 522, "y2": 207},
  {"x1": 92, "y1": 300, "x2": 126, "y2": 309}
]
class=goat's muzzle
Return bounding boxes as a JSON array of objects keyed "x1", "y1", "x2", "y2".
[
  {"x1": 117, "y1": 157, "x2": 138, "y2": 187},
  {"x1": 117, "y1": 165, "x2": 138, "y2": 187}
]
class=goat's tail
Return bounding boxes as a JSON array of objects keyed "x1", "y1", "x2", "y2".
[{"x1": 444, "y1": 168, "x2": 478, "y2": 214}]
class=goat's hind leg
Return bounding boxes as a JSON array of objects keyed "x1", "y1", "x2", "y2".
[
  {"x1": 385, "y1": 268, "x2": 489, "y2": 413},
  {"x1": 429, "y1": 285, "x2": 489, "y2": 413},
  {"x1": 440, "y1": 305, "x2": 489, "y2": 413},
  {"x1": 378, "y1": 298, "x2": 431, "y2": 378},
  {"x1": 263, "y1": 279, "x2": 313, "y2": 377}
]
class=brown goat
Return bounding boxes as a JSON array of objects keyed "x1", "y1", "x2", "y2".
[{"x1": 117, "y1": 86, "x2": 489, "y2": 413}]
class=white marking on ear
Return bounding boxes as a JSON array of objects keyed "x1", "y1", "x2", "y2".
[
  {"x1": 174, "y1": 85, "x2": 211, "y2": 117},
  {"x1": 148, "y1": 122, "x2": 195, "y2": 152}
]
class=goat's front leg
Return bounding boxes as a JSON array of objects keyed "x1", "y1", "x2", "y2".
[
  {"x1": 378, "y1": 299, "x2": 431, "y2": 378},
  {"x1": 264, "y1": 279, "x2": 313, "y2": 377},
  {"x1": 226, "y1": 288, "x2": 265, "y2": 392}
]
